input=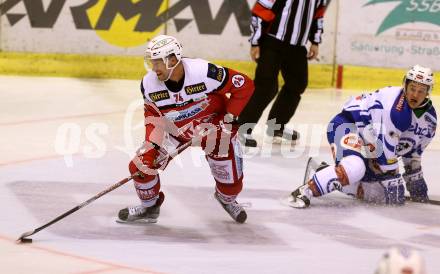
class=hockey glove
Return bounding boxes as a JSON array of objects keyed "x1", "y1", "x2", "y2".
[
  {"x1": 129, "y1": 142, "x2": 160, "y2": 183},
  {"x1": 380, "y1": 174, "x2": 405, "y2": 205},
  {"x1": 403, "y1": 168, "x2": 429, "y2": 203}
]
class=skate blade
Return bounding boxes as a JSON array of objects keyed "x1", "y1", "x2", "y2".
[
  {"x1": 280, "y1": 195, "x2": 308, "y2": 209},
  {"x1": 115, "y1": 218, "x2": 158, "y2": 225},
  {"x1": 264, "y1": 136, "x2": 297, "y2": 146}
]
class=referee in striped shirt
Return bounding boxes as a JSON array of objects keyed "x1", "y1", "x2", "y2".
[{"x1": 239, "y1": 0, "x2": 330, "y2": 147}]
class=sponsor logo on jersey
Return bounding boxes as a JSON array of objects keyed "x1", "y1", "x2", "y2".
[
  {"x1": 215, "y1": 68, "x2": 224, "y2": 81},
  {"x1": 341, "y1": 133, "x2": 363, "y2": 152},
  {"x1": 395, "y1": 94, "x2": 405, "y2": 111},
  {"x1": 207, "y1": 159, "x2": 233, "y2": 184},
  {"x1": 396, "y1": 138, "x2": 415, "y2": 156},
  {"x1": 207, "y1": 63, "x2": 224, "y2": 82},
  {"x1": 185, "y1": 83, "x2": 207, "y2": 95},
  {"x1": 408, "y1": 123, "x2": 431, "y2": 137},
  {"x1": 149, "y1": 90, "x2": 170, "y2": 102},
  {"x1": 165, "y1": 100, "x2": 209, "y2": 121},
  {"x1": 340, "y1": 133, "x2": 376, "y2": 154},
  {"x1": 424, "y1": 114, "x2": 436, "y2": 125},
  {"x1": 232, "y1": 74, "x2": 245, "y2": 88}
]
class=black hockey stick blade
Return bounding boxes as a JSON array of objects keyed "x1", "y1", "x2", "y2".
[
  {"x1": 17, "y1": 231, "x2": 34, "y2": 243},
  {"x1": 405, "y1": 196, "x2": 440, "y2": 205}
]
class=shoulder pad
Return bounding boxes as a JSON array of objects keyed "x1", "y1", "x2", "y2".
[
  {"x1": 390, "y1": 92, "x2": 412, "y2": 132},
  {"x1": 207, "y1": 63, "x2": 224, "y2": 82}
]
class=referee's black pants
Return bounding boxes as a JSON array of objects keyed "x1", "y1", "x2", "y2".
[{"x1": 238, "y1": 36, "x2": 308, "y2": 133}]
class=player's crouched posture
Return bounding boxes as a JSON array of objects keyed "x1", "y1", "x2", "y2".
[
  {"x1": 117, "y1": 35, "x2": 254, "y2": 223},
  {"x1": 289, "y1": 65, "x2": 436, "y2": 208}
]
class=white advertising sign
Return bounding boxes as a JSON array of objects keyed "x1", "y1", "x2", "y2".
[
  {"x1": 0, "y1": 0, "x2": 438, "y2": 69},
  {"x1": 337, "y1": 0, "x2": 440, "y2": 69}
]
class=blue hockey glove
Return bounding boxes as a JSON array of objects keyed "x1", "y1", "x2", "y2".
[{"x1": 403, "y1": 168, "x2": 428, "y2": 203}]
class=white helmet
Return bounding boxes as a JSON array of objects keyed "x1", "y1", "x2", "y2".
[
  {"x1": 144, "y1": 35, "x2": 183, "y2": 70},
  {"x1": 375, "y1": 248, "x2": 426, "y2": 274},
  {"x1": 404, "y1": 65, "x2": 434, "y2": 95}
]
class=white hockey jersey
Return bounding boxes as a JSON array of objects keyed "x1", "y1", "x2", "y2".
[
  {"x1": 139, "y1": 58, "x2": 254, "y2": 144},
  {"x1": 341, "y1": 86, "x2": 413, "y2": 172},
  {"x1": 397, "y1": 101, "x2": 437, "y2": 171}
]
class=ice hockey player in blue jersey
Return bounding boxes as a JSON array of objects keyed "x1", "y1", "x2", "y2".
[{"x1": 288, "y1": 65, "x2": 436, "y2": 208}]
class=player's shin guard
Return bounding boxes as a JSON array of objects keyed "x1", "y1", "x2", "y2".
[
  {"x1": 289, "y1": 166, "x2": 340, "y2": 208},
  {"x1": 310, "y1": 155, "x2": 365, "y2": 197},
  {"x1": 312, "y1": 166, "x2": 343, "y2": 195},
  {"x1": 289, "y1": 156, "x2": 365, "y2": 208},
  {"x1": 215, "y1": 181, "x2": 247, "y2": 223},
  {"x1": 134, "y1": 175, "x2": 161, "y2": 207}
]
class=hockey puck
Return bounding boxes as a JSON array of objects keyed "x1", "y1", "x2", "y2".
[{"x1": 19, "y1": 238, "x2": 33, "y2": 244}]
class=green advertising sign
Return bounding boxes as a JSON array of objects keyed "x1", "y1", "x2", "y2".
[{"x1": 364, "y1": 0, "x2": 440, "y2": 34}]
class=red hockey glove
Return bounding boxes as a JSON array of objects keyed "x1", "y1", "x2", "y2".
[{"x1": 128, "y1": 143, "x2": 160, "y2": 183}]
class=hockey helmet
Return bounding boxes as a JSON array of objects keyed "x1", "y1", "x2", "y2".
[
  {"x1": 375, "y1": 247, "x2": 425, "y2": 274},
  {"x1": 144, "y1": 35, "x2": 183, "y2": 70},
  {"x1": 404, "y1": 65, "x2": 434, "y2": 95}
]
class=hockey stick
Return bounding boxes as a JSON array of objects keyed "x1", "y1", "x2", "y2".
[
  {"x1": 281, "y1": 157, "x2": 320, "y2": 208},
  {"x1": 405, "y1": 196, "x2": 440, "y2": 206},
  {"x1": 303, "y1": 157, "x2": 319, "y2": 185},
  {"x1": 17, "y1": 127, "x2": 217, "y2": 243},
  {"x1": 17, "y1": 173, "x2": 137, "y2": 243}
]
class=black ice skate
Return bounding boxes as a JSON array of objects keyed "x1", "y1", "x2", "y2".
[
  {"x1": 214, "y1": 192, "x2": 247, "y2": 223},
  {"x1": 287, "y1": 184, "x2": 312, "y2": 208},
  {"x1": 117, "y1": 192, "x2": 164, "y2": 224},
  {"x1": 268, "y1": 128, "x2": 300, "y2": 144},
  {"x1": 240, "y1": 133, "x2": 258, "y2": 147}
]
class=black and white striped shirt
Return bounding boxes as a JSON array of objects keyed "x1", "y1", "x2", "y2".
[{"x1": 250, "y1": 0, "x2": 329, "y2": 46}]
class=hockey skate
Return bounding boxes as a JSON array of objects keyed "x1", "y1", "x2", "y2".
[
  {"x1": 269, "y1": 128, "x2": 299, "y2": 144},
  {"x1": 117, "y1": 192, "x2": 164, "y2": 224},
  {"x1": 286, "y1": 184, "x2": 313, "y2": 208},
  {"x1": 240, "y1": 133, "x2": 258, "y2": 147},
  {"x1": 214, "y1": 192, "x2": 247, "y2": 223}
]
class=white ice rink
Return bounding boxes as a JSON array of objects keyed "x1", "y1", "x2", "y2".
[{"x1": 1, "y1": 76, "x2": 439, "y2": 274}]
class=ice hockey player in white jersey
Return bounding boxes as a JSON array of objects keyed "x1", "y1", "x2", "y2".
[
  {"x1": 117, "y1": 35, "x2": 254, "y2": 223},
  {"x1": 288, "y1": 65, "x2": 436, "y2": 208},
  {"x1": 375, "y1": 247, "x2": 426, "y2": 274}
]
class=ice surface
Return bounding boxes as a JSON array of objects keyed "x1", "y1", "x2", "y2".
[{"x1": 0, "y1": 76, "x2": 439, "y2": 274}]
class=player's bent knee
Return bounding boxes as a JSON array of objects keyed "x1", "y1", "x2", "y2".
[{"x1": 338, "y1": 155, "x2": 366, "y2": 185}]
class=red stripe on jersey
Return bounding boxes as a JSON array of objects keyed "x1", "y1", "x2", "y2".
[
  {"x1": 252, "y1": 2, "x2": 275, "y2": 22},
  {"x1": 314, "y1": 6, "x2": 326, "y2": 19}
]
